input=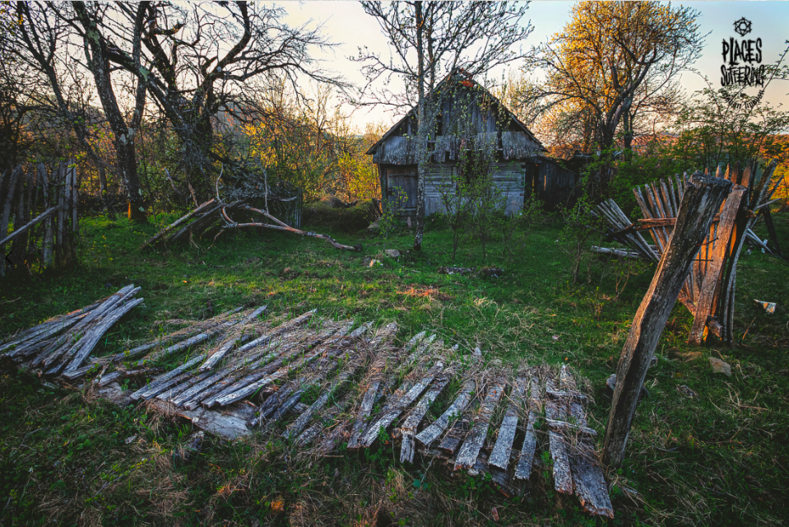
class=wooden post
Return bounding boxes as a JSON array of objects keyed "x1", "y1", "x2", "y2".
[{"x1": 602, "y1": 172, "x2": 731, "y2": 467}]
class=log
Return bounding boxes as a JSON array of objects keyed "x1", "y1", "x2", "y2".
[
  {"x1": 400, "y1": 371, "x2": 452, "y2": 463},
  {"x1": 415, "y1": 379, "x2": 476, "y2": 447},
  {"x1": 603, "y1": 172, "x2": 732, "y2": 467},
  {"x1": 488, "y1": 374, "x2": 528, "y2": 471},
  {"x1": 454, "y1": 378, "x2": 506, "y2": 470}
]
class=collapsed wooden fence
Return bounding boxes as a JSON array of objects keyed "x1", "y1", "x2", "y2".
[
  {"x1": 0, "y1": 162, "x2": 79, "y2": 277},
  {"x1": 593, "y1": 161, "x2": 783, "y2": 345},
  {"x1": 2, "y1": 294, "x2": 613, "y2": 518}
]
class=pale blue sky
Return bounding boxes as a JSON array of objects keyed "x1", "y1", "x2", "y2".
[{"x1": 282, "y1": 1, "x2": 789, "y2": 130}]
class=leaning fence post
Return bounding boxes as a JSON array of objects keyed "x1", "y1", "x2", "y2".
[{"x1": 602, "y1": 172, "x2": 732, "y2": 468}]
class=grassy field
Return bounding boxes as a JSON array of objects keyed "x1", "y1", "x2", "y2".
[{"x1": 0, "y1": 210, "x2": 787, "y2": 526}]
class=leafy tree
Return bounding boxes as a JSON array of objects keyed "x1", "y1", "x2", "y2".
[{"x1": 520, "y1": 1, "x2": 702, "y2": 194}]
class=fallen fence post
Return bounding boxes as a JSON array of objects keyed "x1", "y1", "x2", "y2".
[{"x1": 602, "y1": 172, "x2": 732, "y2": 467}]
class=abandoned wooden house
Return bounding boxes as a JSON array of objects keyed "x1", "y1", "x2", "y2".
[{"x1": 366, "y1": 72, "x2": 578, "y2": 216}]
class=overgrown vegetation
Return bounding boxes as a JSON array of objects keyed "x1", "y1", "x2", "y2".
[{"x1": 1, "y1": 211, "x2": 787, "y2": 526}]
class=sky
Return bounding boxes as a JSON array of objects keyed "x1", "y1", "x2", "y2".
[{"x1": 280, "y1": 0, "x2": 789, "y2": 132}]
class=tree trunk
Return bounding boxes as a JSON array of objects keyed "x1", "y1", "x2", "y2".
[
  {"x1": 73, "y1": 2, "x2": 147, "y2": 223},
  {"x1": 602, "y1": 172, "x2": 732, "y2": 467},
  {"x1": 413, "y1": 1, "x2": 425, "y2": 251},
  {"x1": 98, "y1": 165, "x2": 109, "y2": 213}
]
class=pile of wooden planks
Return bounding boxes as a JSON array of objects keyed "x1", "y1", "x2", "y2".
[
  {"x1": 0, "y1": 162, "x2": 79, "y2": 277},
  {"x1": 593, "y1": 161, "x2": 784, "y2": 345},
  {"x1": 1, "y1": 285, "x2": 143, "y2": 377},
  {"x1": 2, "y1": 306, "x2": 615, "y2": 518}
]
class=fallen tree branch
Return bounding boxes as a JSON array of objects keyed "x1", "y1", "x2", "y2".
[{"x1": 221, "y1": 205, "x2": 361, "y2": 252}]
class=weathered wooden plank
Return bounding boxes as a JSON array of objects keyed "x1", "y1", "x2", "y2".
[
  {"x1": 234, "y1": 309, "x2": 316, "y2": 355},
  {"x1": 604, "y1": 173, "x2": 732, "y2": 467},
  {"x1": 282, "y1": 327, "x2": 374, "y2": 439},
  {"x1": 48, "y1": 288, "x2": 143, "y2": 374},
  {"x1": 63, "y1": 297, "x2": 144, "y2": 373},
  {"x1": 563, "y1": 375, "x2": 614, "y2": 518},
  {"x1": 345, "y1": 327, "x2": 401, "y2": 449},
  {"x1": 514, "y1": 372, "x2": 542, "y2": 480},
  {"x1": 157, "y1": 371, "x2": 215, "y2": 401},
  {"x1": 0, "y1": 205, "x2": 60, "y2": 249},
  {"x1": 42, "y1": 286, "x2": 136, "y2": 367},
  {"x1": 454, "y1": 378, "x2": 506, "y2": 470},
  {"x1": 130, "y1": 353, "x2": 207, "y2": 400},
  {"x1": 135, "y1": 320, "x2": 238, "y2": 366},
  {"x1": 199, "y1": 305, "x2": 268, "y2": 371},
  {"x1": 549, "y1": 429, "x2": 574, "y2": 494},
  {"x1": 359, "y1": 359, "x2": 445, "y2": 448},
  {"x1": 399, "y1": 371, "x2": 452, "y2": 463},
  {"x1": 416, "y1": 378, "x2": 475, "y2": 447},
  {"x1": 488, "y1": 374, "x2": 528, "y2": 471}
]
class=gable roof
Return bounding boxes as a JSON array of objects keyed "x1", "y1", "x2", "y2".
[{"x1": 366, "y1": 70, "x2": 545, "y2": 156}]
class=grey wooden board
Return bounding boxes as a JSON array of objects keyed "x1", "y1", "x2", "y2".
[
  {"x1": 360, "y1": 362, "x2": 444, "y2": 447},
  {"x1": 415, "y1": 379, "x2": 475, "y2": 446},
  {"x1": 514, "y1": 373, "x2": 541, "y2": 480},
  {"x1": 454, "y1": 378, "x2": 506, "y2": 470},
  {"x1": 488, "y1": 373, "x2": 528, "y2": 470},
  {"x1": 131, "y1": 353, "x2": 206, "y2": 400},
  {"x1": 399, "y1": 371, "x2": 451, "y2": 463}
]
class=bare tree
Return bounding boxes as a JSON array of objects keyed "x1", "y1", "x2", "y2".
[
  {"x1": 69, "y1": 2, "x2": 149, "y2": 221},
  {"x1": 99, "y1": 1, "x2": 343, "y2": 202},
  {"x1": 354, "y1": 1, "x2": 532, "y2": 251}
]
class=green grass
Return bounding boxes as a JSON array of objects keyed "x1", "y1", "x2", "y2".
[{"x1": 0, "y1": 211, "x2": 787, "y2": 526}]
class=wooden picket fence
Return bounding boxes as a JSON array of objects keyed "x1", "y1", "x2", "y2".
[
  {"x1": 0, "y1": 162, "x2": 79, "y2": 277},
  {"x1": 593, "y1": 160, "x2": 782, "y2": 345}
]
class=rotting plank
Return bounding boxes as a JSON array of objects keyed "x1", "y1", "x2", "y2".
[
  {"x1": 360, "y1": 362, "x2": 445, "y2": 447},
  {"x1": 157, "y1": 371, "x2": 214, "y2": 401},
  {"x1": 233, "y1": 309, "x2": 316, "y2": 355},
  {"x1": 130, "y1": 354, "x2": 206, "y2": 400},
  {"x1": 283, "y1": 325, "x2": 377, "y2": 439},
  {"x1": 545, "y1": 393, "x2": 574, "y2": 495},
  {"x1": 206, "y1": 323, "x2": 347, "y2": 407},
  {"x1": 199, "y1": 305, "x2": 268, "y2": 371},
  {"x1": 399, "y1": 370, "x2": 452, "y2": 463},
  {"x1": 112, "y1": 307, "x2": 245, "y2": 361},
  {"x1": 346, "y1": 327, "x2": 401, "y2": 449},
  {"x1": 454, "y1": 378, "x2": 506, "y2": 470},
  {"x1": 489, "y1": 373, "x2": 528, "y2": 471},
  {"x1": 415, "y1": 378, "x2": 476, "y2": 447},
  {"x1": 514, "y1": 372, "x2": 541, "y2": 480}
]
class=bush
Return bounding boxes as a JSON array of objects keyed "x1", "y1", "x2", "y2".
[{"x1": 302, "y1": 199, "x2": 380, "y2": 232}]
